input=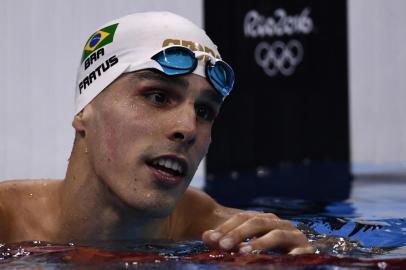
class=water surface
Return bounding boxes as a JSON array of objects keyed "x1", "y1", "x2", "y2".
[{"x1": 1, "y1": 179, "x2": 406, "y2": 269}]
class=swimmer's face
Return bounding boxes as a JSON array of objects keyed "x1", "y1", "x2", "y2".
[{"x1": 76, "y1": 70, "x2": 222, "y2": 216}]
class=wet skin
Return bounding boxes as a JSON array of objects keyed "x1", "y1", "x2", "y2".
[
  {"x1": 78, "y1": 70, "x2": 221, "y2": 217},
  {"x1": 0, "y1": 70, "x2": 314, "y2": 254}
]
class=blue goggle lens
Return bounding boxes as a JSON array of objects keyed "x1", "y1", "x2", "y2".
[
  {"x1": 151, "y1": 46, "x2": 234, "y2": 98},
  {"x1": 152, "y1": 47, "x2": 197, "y2": 75},
  {"x1": 206, "y1": 61, "x2": 235, "y2": 97}
]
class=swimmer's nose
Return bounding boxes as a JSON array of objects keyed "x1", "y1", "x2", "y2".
[{"x1": 168, "y1": 105, "x2": 197, "y2": 145}]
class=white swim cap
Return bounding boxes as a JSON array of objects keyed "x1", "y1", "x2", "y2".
[{"x1": 74, "y1": 11, "x2": 221, "y2": 115}]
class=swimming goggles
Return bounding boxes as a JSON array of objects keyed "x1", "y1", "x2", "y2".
[{"x1": 150, "y1": 46, "x2": 235, "y2": 98}]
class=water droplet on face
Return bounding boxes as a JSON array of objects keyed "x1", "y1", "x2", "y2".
[{"x1": 29, "y1": 193, "x2": 33, "y2": 197}]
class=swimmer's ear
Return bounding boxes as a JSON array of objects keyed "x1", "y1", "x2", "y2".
[{"x1": 72, "y1": 110, "x2": 86, "y2": 137}]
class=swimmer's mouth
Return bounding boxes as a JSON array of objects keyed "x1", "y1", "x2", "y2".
[{"x1": 147, "y1": 156, "x2": 188, "y2": 177}]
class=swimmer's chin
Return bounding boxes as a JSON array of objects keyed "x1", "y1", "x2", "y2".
[
  {"x1": 144, "y1": 207, "x2": 174, "y2": 218},
  {"x1": 122, "y1": 198, "x2": 177, "y2": 218}
]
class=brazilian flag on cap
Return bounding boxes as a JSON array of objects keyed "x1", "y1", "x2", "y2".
[{"x1": 81, "y1": 23, "x2": 119, "y2": 63}]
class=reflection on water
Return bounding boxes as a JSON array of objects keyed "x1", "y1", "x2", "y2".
[
  {"x1": 249, "y1": 196, "x2": 406, "y2": 259},
  {"x1": 1, "y1": 203, "x2": 406, "y2": 269},
  {"x1": 1, "y1": 238, "x2": 406, "y2": 270}
]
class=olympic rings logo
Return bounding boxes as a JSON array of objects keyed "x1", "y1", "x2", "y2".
[{"x1": 254, "y1": 40, "x2": 304, "y2": 77}]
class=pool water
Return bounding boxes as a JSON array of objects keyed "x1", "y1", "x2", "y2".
[{"x1": 1, "y1": 177, "x2": 406, "y2": 269}]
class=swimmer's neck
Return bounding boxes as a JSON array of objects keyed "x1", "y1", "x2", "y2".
[{"x1": 56, "y1": 140, "x2": 169, "y2": 243}]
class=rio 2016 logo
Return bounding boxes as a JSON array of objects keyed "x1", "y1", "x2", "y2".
[
  {"x1": 255, "y1": 40, "x2": 303, "y2": 77},
  {"x1": 244, "y1": 8, "x2": 313, "y2": 77}
]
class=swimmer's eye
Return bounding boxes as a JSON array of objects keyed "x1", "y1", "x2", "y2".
[
  {"x1": 195, "y1": 104, "x2": 217, "y2": 122},
  {"x1": 144, "y1": 91, "x2": 169, "y2": 105}
]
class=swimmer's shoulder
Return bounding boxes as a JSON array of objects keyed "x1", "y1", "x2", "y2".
[
  {"x1": 0, "y1": 179, "x2": 62, "y2": 242},
  {"x1": 182, "y1": 187, "x2": 241, "y2": 216},
  {"x1": 167, "y1": 187, "x2": 216, "y2": 239},
  {"x1": 169, "y1": 187, "x2": 237, "y2": 240},
  {"x1": 181, "y1": 187, "x2": 217, "y2": 211},
  {"x1": 0, "y1": 179, "x2": 62, "y2": 203},
  {"x1": 0, "y1": 178, "x2": 62, "y2": 191},
  {"x1": 170, "y1": 187, "x2": 244, "y2": 240}
]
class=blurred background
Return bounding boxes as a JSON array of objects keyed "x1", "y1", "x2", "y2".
[{"x1": 1, "y1": 0, "x2": 406, "y2": 204}]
